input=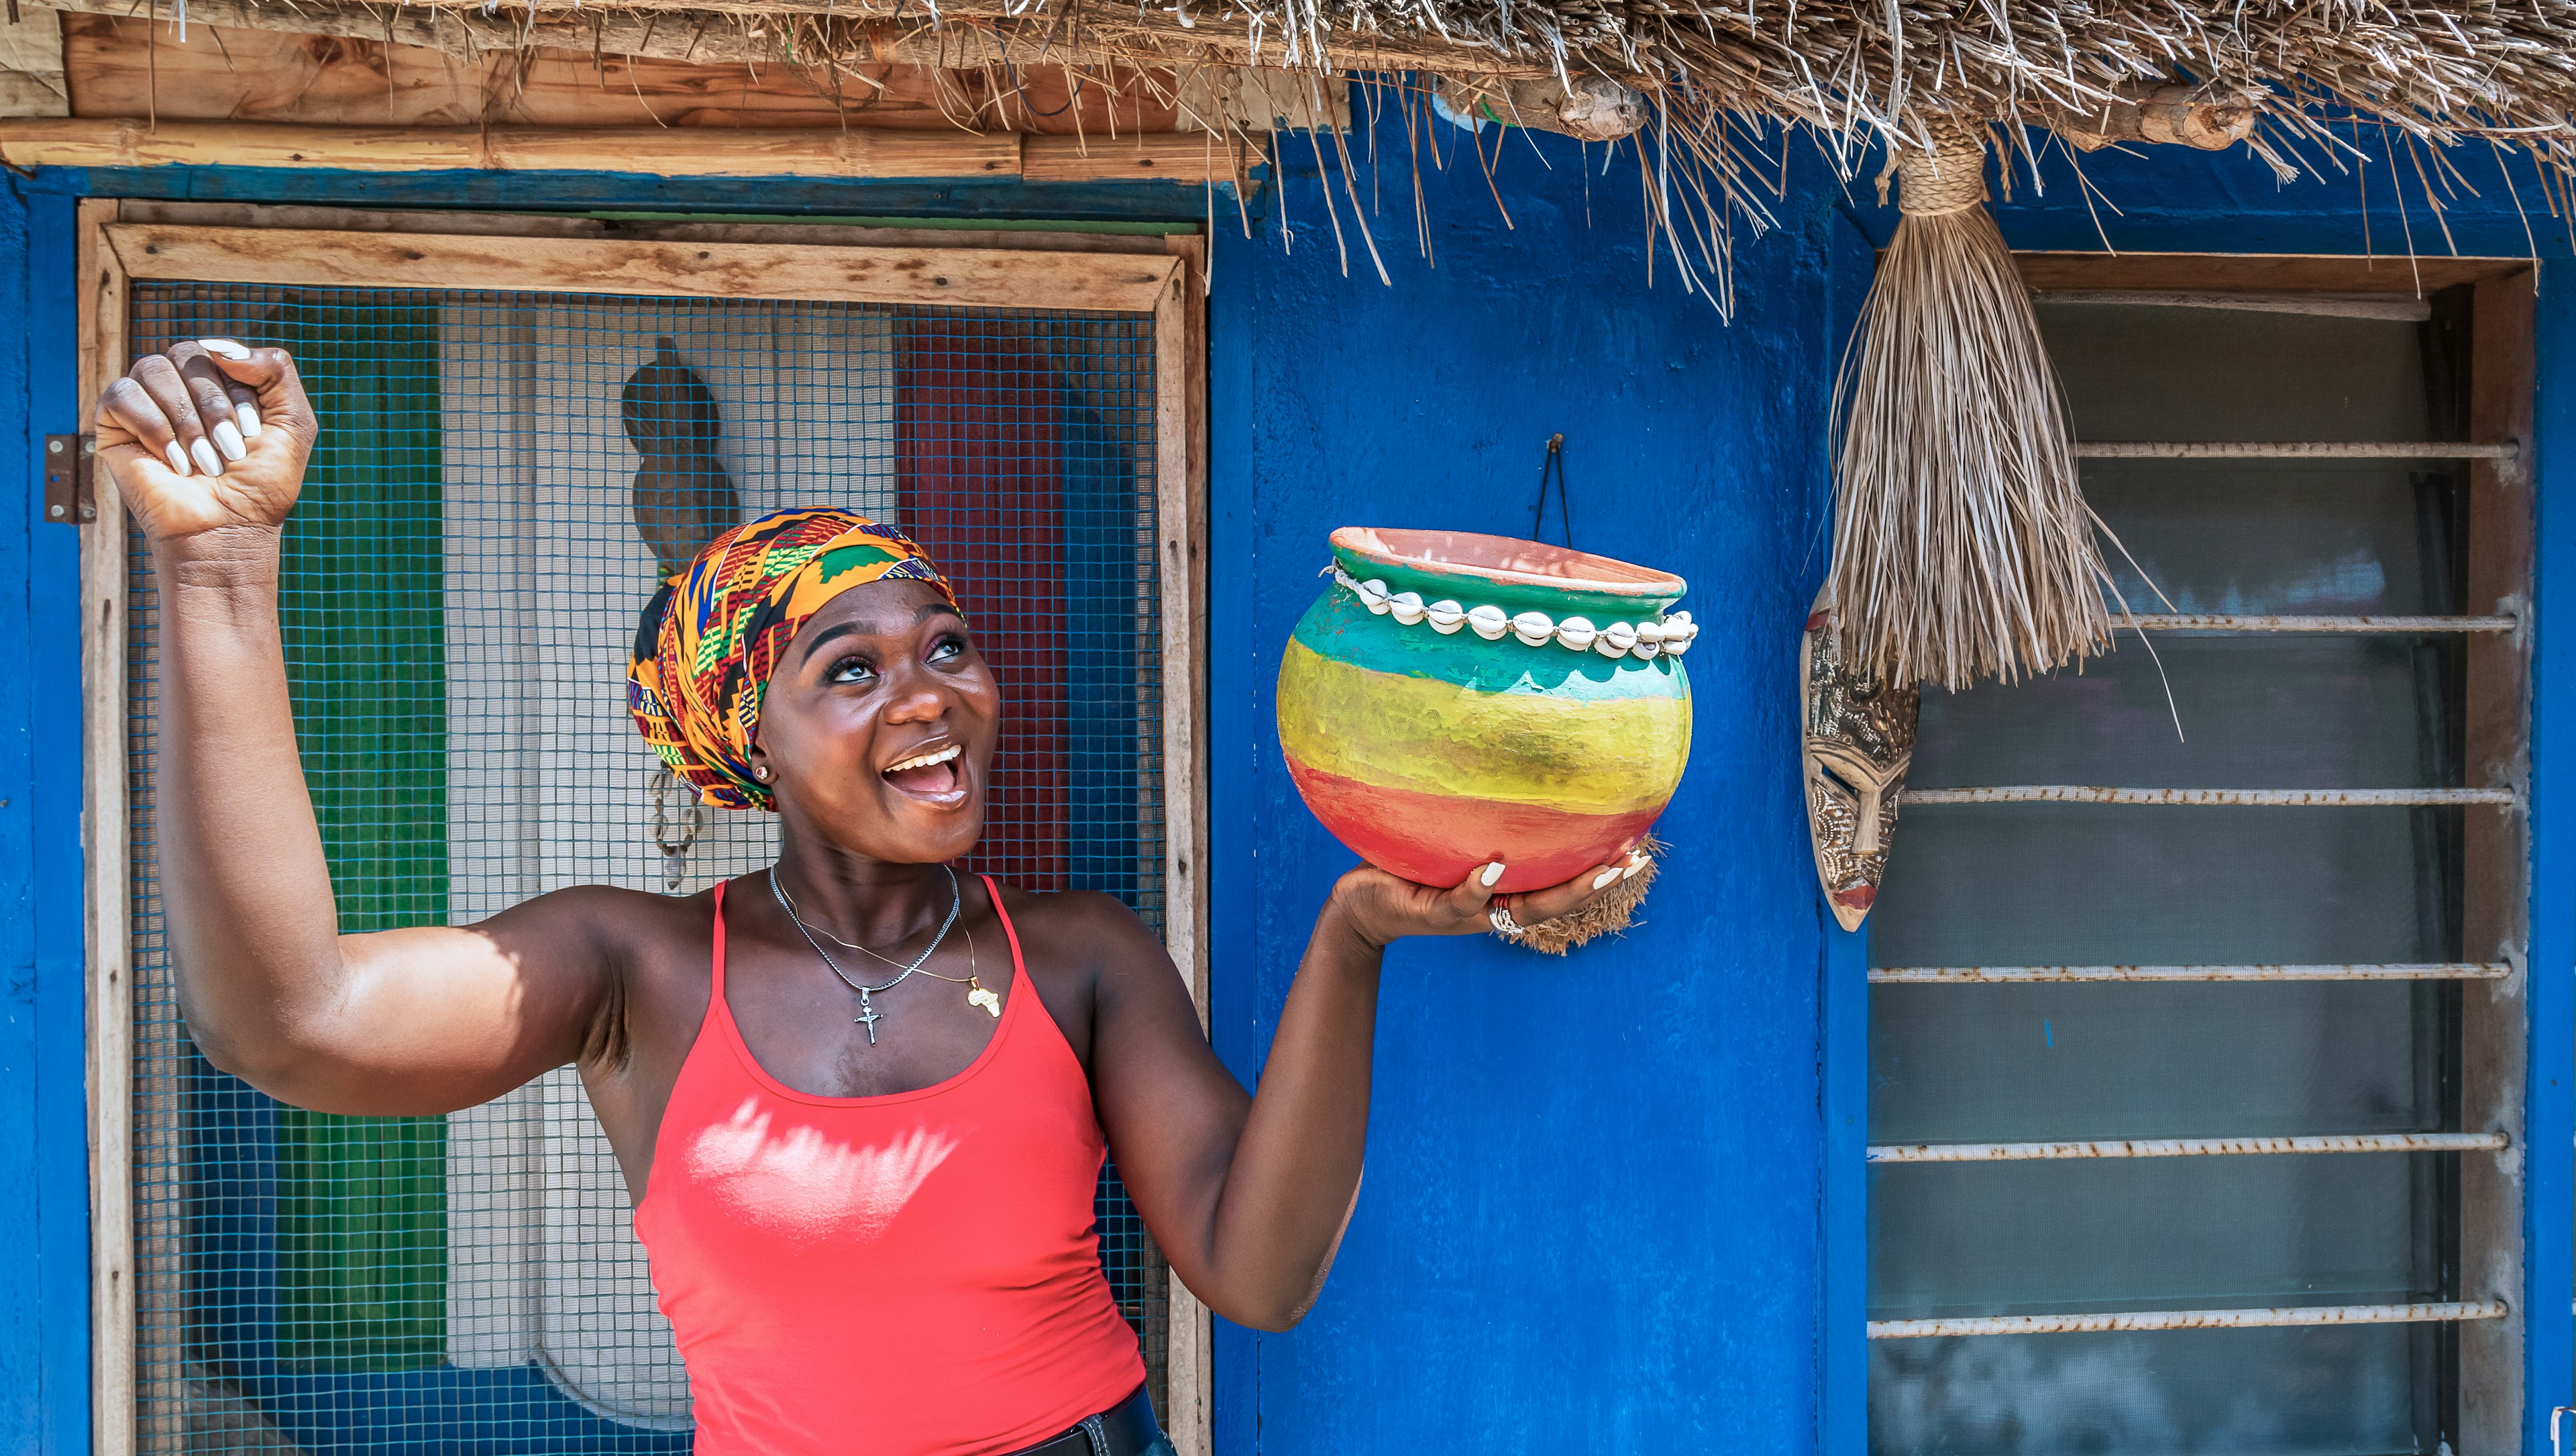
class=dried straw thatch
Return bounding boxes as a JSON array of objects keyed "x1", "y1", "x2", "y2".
[
  {"x1": 37, "y1": 0, "x2": 2576, "y2": 166},
  {"x1": 30, "y1": 0, "x2": 2571, "y2": 293}
]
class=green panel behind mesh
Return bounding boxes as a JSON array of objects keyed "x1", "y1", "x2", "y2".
[{"x1": 272, "y1": 301, "x2": 449, "y2": 1371}]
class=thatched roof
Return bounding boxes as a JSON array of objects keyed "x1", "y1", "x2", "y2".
[
  {"x1": 17, "y1": 0, "x2": 2572, "y2": 293},
  {"x1": 39, "y1": 0, "x2": 2568, "y2": 156}
]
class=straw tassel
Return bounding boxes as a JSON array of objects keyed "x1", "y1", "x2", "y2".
[
  {"x1": 1826, "y1": 119, "x2": 2116, "y2": 690},
  {"x1": 1500, "y1": 835, "x2": 1664, "y2": 955}
]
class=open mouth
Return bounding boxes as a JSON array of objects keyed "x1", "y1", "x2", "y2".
[{"x1": 883, "y1": 742, "x2": 965, "y2": 800}]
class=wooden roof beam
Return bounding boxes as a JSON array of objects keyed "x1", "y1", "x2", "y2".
[
  {"x1": 15, "y1": 0, "x2": 1579, "y2": 76},
  {"x1": 0, "y1": 114, "x2": 1252, "y2": 180}
]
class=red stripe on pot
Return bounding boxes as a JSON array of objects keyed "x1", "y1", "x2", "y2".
[{"x1": 1283, "y1": 756, "x2": 1663, "y2": 894}]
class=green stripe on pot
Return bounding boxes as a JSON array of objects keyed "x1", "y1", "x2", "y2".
[{"x1": 273, "y1": 299, "x2": 448, "y2": 1373}]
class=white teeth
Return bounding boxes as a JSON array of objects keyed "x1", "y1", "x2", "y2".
[{"x1": 886, "y1": 743, "x2": 961, "y2": 775}]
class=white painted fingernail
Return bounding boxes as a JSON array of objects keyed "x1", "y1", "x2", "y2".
[
  {"x1": 197, "y1": 338, "x2": 251, "y2": 360},
  {"x1": 1621, "y1": 859, "x2": 1646, "y2": 880},
  {"x1": 235, "y1": 403, "x2": 262, "y2": 439},
  {"x1": 164, "y1": 441, "x2": 192, "y2": 476},
  {"x1": 190, "y1": 437, "x2": 224, "y2": 476},
  {"x1": 1591, "y1": 868, "x2": 1620, "y2": 890},
  {"x1": 211, "y1": 419, "x2": 246, "y2": 461},
  {"x1": 1481, "y1": 862, "x2": 1505, "y2": 888}
]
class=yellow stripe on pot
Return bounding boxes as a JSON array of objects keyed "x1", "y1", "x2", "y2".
[{"x1": 1277, "y1": 637, "x2": 1689, "y2": 815}]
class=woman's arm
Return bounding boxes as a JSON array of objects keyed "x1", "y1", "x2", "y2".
[
  {"x1": 1087, "y1": 857, "x2": 1637, "y2": 1331},
  {"x1": 102, "y1": 341, "x2": 622, "y2": 1116}
]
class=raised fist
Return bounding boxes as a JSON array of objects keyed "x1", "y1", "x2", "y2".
[{"x1": 95, "y1": 340, "x2": 318, "y2": 541}]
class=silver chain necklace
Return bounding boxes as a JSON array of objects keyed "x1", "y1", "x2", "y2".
[{"x1": 768, "y1": 864, "x2": 961, "y2": 1046}]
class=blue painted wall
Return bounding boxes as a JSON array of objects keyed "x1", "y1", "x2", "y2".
[
  {"x1": 1206, "y1": 115, "x2": 2576, "y2": 1456},
  {"x1": 1, "y1": 103, "x2": 2571, "y2": 1456},
  {"x1": 0, "y1": 174, "x2": 97, "y2": 1456},
  {"x1": 1204, "y1": 124, "x2": 1855, "y2": 1455},
  {"x1": 2524, "y1": 248, "x2": 2576, "y2": 1456}
]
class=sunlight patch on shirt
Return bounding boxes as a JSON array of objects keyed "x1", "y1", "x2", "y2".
[{"x1": 687, "y1": 1098, "x2": 958, "y2": 1245}]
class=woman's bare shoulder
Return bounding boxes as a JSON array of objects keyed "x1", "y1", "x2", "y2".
[
  {"x1": 468, "y1": 879, "x2": 722, "y2": 969},
  {"x1": 981, "y1": 881, "x2": 1163, "y2": 953},
  {"x1": 979, "y1": 881, "x2": 1186, "y2": 1021}
]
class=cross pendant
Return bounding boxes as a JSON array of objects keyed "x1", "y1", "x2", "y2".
[{"x1": 855, "y1": 992, "x2": 882, "y2": 1045}]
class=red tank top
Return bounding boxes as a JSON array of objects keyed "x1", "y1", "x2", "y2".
[{"x1": 633, "y1": 878, "x2": 1146, "y2": 1455}]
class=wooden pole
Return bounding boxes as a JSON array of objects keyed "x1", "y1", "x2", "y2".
[
  {"x1": 0, "y1": 116, "x2": 1250, "y2": 182},
  {"x1": 77, "y1": 193, "x2": 135, "y2": 1456}
]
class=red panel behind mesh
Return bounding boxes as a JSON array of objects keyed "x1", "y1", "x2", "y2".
[{"x1": 896, "y1": 314, "x2": 1072, "y2": 892}]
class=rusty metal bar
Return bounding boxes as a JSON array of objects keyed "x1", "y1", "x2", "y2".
[
  {"x1": 2077, "y1": 441, "x2": 2518, "y2": 460},
  {"x1": 1868, "y1": 1132, "x2": 2508, "y2": 1163},
  {"x1": 1869, "y1": 962, "x2": 2512, "y2": 984},
  {"x1": 2126, "y1": 613, "x2": 2516, "y2": 633},
  {"x1": 1866, "y1": 1300, "x2": 2508, "y2": 1340},
  {"x1": 1902, "y1": 785, "x2": 2519, "y2": 807}
]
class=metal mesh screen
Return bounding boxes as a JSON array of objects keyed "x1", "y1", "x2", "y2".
[{"x1": 125, "y1": 283, "x2": 1170, "y2": 1453}]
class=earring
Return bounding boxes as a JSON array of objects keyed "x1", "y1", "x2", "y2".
[{"x1": 754, "y1": 766, "x2": 771, "y2": 782}]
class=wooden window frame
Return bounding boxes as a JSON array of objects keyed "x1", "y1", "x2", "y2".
[{"x1": 75, "y1": 199, "x2": 1214, "y2": 1456}]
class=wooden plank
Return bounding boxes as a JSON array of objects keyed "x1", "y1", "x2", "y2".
[
  {"x1": 1152, "y1": 234, "x2": 1214, "y2": 1456},
  {"x1": 1, "y1": 7, "x2": 68, "y2": 119},
  {"x1": 62, "y1": 14, "x2": 872, "y2": 129},
  {"x1": 31, "y1": 0, "x2": 818, "y2": 66},
  {"x1": 2464, "y1": 271, "x2": 2538, "y2": 961},
  {"x1": 486, "y1": 124, "x2": 1015, "y2": 176},
  {"x1": 105, "y1": 224, "x2": 1183, "y2": 313},
  {"x1": 2016, "y1": 252, "x2": 2533, "y2": 295},
  {"x1": 23, "y1": 0, "x2": 1572, "y2": 79},
  {"x1": 77, "y1": 194, "x2": 134, "y2": 1456},
  {"x1": 0, "y1": 115, "x2": 1019, "y2": 177},
  {"x1": 118, "y1": 199, "x2": 1189, "y2": 256},
  {"x1": 2459, "y1": 267, "x2": 2538, "y2": 1455},
  {"x1": 1024, "y1": 131, "x2": 1247, "y2": 184},
  {"x1": 57, "y1": 14, "x2": 1181, "y2": 134}
]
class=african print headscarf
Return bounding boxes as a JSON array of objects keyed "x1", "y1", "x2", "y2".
[{"x1": 628, "y1": 508, "x2": 960, "y2": 811}]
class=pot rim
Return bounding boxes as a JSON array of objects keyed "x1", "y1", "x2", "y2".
[{"x1": 1329, "y1": 527, "x2": 1686, "y2": 601}]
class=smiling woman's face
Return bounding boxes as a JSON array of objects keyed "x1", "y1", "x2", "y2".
[{"x1": 745, "y1": 578, "x2": 1000, "y2": 864}]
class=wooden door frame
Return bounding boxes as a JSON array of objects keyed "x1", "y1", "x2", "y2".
[{"x1": 76, "y1": 199, "x2": 1215, "y2": 1456}]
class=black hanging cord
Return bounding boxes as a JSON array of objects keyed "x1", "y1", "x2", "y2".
[{"x1": 1531, "y1": 433, "x2": 1572, "y2": 547}]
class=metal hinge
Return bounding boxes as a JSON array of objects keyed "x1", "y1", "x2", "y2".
[{"x1": 43, "y1": 434, "x2": 94, "y2": 525}]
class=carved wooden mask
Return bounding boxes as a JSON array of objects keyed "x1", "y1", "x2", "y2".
[{"x1": 1801, "y1": 590, "x2": 1921, "y2": 931}]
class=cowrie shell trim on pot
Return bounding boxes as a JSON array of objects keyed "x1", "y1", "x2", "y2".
[{"x1": 1329, "y1": 567, "x2": 1690, "y2": 660}]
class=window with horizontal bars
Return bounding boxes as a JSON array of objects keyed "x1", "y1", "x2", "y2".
[{"x1": 1867, "y1": 278, "x2": 2530, "y2": 1454}]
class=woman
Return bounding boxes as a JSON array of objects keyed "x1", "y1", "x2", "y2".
[{"x1": 96, "y1": 340, "x2": 1646, "y2": 1456}]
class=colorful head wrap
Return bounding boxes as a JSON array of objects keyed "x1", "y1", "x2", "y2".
[{"x1": 628, "y1": 508, "x2": 960, "y2": 810}]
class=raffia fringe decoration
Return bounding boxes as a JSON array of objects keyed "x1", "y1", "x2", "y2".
[
  {"x1": 1826, "y1": 119, "x2": 2115, "y2": 691},
  {"x1": 1505, "y1": 835, "x2": 1663, "y2": 955}
]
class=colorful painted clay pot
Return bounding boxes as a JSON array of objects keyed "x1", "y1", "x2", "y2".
[{"x1": 1276, "y1": 527, "x2": 1694, "y2": 894}]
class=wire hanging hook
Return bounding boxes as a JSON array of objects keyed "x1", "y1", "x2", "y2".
[{"x1": 1531, "y1": 432, "x2": 1572, "y2": 547}]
